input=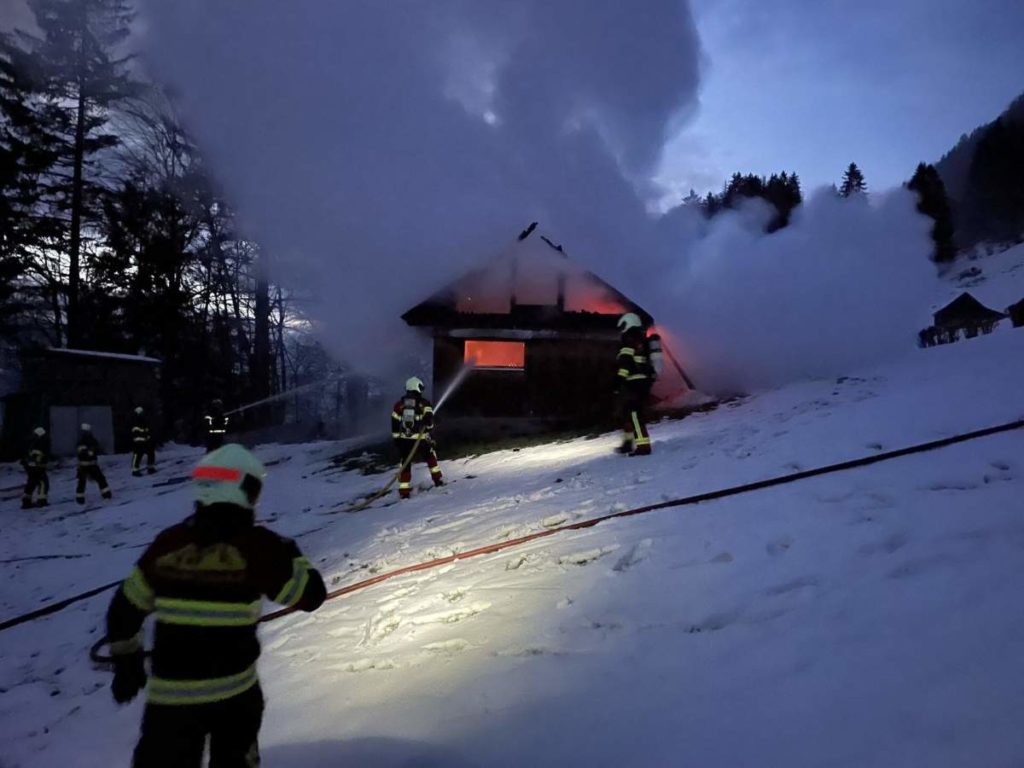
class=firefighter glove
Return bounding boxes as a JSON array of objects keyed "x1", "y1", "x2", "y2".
[{"x1": 111, "y1": 651, "x2": 147, "y2": 704}]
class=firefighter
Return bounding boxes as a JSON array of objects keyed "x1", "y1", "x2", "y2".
[
  {"x1": 76, "y1": 423, "x2": 113, "y2": 504},
  {"x1": 105, "y1": 444, "x2": 326, "y2": 768},
  {"x1": 131, "y1": 406, "x2": 157, "y2": 477},
  {"x1": 204, "y1": 399, "x2": 230, "y2": 453},
  {"x1": 21, "y1": 426, "x2": 50, "y2": 509},
  {"x1": 615, "y1": 313, "x2": 663, "y2": 456},
  {"x1": 391, "y1": 376, "x2": 443, "y2": 499}
]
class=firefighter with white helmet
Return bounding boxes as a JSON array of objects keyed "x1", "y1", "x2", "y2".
[
  {"x1": 391, "y1": 376, "x2": 444, "y2": 498},
  {"x1": 21, "y1": 426, "x2": 50, "y2": 509},
  {"x1": 615, "y1": 312, "x2": 663, "y2": 456},
  {"x1": 77, "y1": 423, "x2": 113, "y2": 504},
  {"x1": 105, "y1": 444, "x2": 326, "y2": 767}
]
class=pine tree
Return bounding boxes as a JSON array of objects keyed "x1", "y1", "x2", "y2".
[
  {"x1": 840, "y1": 163, "x2": 867, "y2": 198},
  {"x1": 0, "y1": 32, "x2": 62, "y2": 339},
  {"x1": 907, "y1": 162, "x2": 957, "y2": 262},
  {"x1": 23, "y1": 0, "x2": 137, "y2": 346}
]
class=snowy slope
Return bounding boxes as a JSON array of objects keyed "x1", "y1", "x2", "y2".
[
  {"x1": 1, "y1": 331, "x2": 1023, "y2": 767},
  {"x1": 940, "y1": 242, "x2": 1024, "y2": 314}
]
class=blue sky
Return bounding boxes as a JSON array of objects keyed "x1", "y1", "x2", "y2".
[{"x1": 660, "y1": 0, "x2": 1024, "y2": 197}]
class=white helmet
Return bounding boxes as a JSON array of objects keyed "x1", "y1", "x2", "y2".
[
  {"x1": 192, "y1": 444, "x2": 267, "y2": 510},
  {"x1": 81, "y1": 423, "x2": 92, "y2": 432},
  {"x1": 618, "y1": 312, "x2": 643, "y2": 332},
  {"x1": 33, "y1": 427, "x2": 46, "y2": 437},
  {"x1": 134, "y1": 406, "x2": 144, "y2": 415},
  {"x1": 405, "y1": 376, "x2": 425, "y2": 394}
]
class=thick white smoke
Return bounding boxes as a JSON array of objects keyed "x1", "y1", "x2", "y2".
[
  {"x1": 657, "y1": 189, "x2": 935, "y2": 393},
  {"x1": 138, "y1": 0, "x2": 937, "y2": 394}
]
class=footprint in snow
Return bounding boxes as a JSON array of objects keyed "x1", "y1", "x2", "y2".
[
  {"x1": 766, "y1": 536, "x2": 793, "y2": 556},
  {"x1": 559, "y1": 546, "x2": 619, "y2": 567},
  {"x1": 888, "y1": 553, "x2": 958, "y2": 580},
  {"x1": 763, "y1": 575, "x2": 819, "y2": 596},
  {"x1": 858, "y1": 532, "x2": 908, "y2": 556},
  {"x1": 613, "y1": 539, "x2": 652, "y2": 573}
]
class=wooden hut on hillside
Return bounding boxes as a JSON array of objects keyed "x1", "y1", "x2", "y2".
[{"x1": 402, "y1": 224, "x2": 691, "y2": 428}]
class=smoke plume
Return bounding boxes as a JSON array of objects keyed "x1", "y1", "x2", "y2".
[{"x1": 138, "y1": 0, "x2": 936, "y2": 394}]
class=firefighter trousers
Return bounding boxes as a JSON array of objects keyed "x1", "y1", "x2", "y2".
[
  {"x1": 132, "y1": 685, "x2": 264, "y2": 768},
  {"x1": 206, "y1": 432, "x2": 226, "y2": 453},
  {"x1": 22, "y1": 468, "x2": 49, "y2": 507},
  {"x1": 132, "y1": 442, "x2": 156, "y2": 475},
  {"x1": 396, "y1": 438, "x2": 443, "y2": 498},
  {"x1": 76, "y1": 465, "x2": 111, "y2": 502},
  {"x1": 620, "y1": 389, "x2": 652, "y2": 456}
]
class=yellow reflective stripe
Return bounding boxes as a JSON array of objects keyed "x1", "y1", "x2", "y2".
[
  {"x1": 122, "y1": 568, "x2": 155, "y2": 612},
  {"x1": 155, "y1": 597, "x2": 261, "y2": 627},
  {"x1": 273, "y1": 557, "x2": 312, "y2": 608},
  {"x1": 422, "y1": 407, "x2": 434, "y2": 414},
  {"x1": 627, "y1": 373, "x2": 649, "y2": 381},
  {"x1": 110, "y1": 633, "x2": 143, "y2": 656},
  {"x1": 399, "y1": 482, "x2": 412, "y2": 490},
  {"x1": 631, "y1": 411, "x2": 644, "y2": 440},
  {"x1": 391, "y1": 412, "x2": 402, "y2": 420},
  {"x1": 617, "y1": 368, "x2": 630, "y2": 378},
  {"x1": 618, "y1": 347, "x2": 634, "y2": 356},
  {"x1": 148, "y1": 665, "x2": 258, "y2": 706}
]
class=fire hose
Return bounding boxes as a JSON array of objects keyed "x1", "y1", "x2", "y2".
[{"x1": 85, "y1": 414, "x2": 1024, "y2": 664}]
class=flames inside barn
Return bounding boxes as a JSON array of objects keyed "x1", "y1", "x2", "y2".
[{"x1": 402, "y1": 224, "x2": 691, "y2": 429}]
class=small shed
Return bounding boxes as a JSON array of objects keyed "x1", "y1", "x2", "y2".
[
  {"x1": 402, "y1": 224, "x2": 690, "y2": 427},
  {"x1": 2, "y1": 348, "x2": 161, "y2": 459},
  {"x1": 933, "y1": 292, "x2": 1006, "y2": 332},
  {"x1": 1008, "y1": 297, "x2": 1024, "y2": 328}
]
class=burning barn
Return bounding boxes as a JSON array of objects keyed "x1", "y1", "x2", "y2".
[{"x1": 402, "y1": 224, "x2": 690, "y2": 428}]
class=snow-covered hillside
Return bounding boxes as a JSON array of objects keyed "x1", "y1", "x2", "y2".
[
  {"x1": 940, "y1": 242, "x2": 1024, "y2": 315},
  {"x1": 2, "y1": 330, "x2": 1023, "y2": 767}
]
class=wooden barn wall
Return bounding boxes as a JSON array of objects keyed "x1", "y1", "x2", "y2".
[{"x1": 432, "y1": 336, "x2": 618, "y2": 423}]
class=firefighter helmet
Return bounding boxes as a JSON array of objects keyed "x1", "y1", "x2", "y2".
[
  {"x1": 405, "y1": 376, "x2": 425, "y2": 394},
  {"x1": 33, "y1": 426, "x2": 46, "y2": 437},
  {"x1": 192, "y1": 444, "x2": 266, "y2": 510},
  {"x1": 135, "y1": 406, "x2": 144, "y2": 415},
  {"x1": 81, "y1": 423, "x2": 92, "y2": 432},
  {"x1": 618, "y1": 312, "x2": 643, "y2": 332}
]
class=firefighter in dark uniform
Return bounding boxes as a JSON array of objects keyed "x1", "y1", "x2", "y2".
[
  {"x1": 204, "y1": 399, "x2": 230, "y2": 453},
  {"x1": 21, "y1": 426, "x2": 50, "y2": 509},
  {"x1": 77, "y1": 423, "x2": 113, "y2": 504},
  {"x1": 105, "y1": 444, "x2": 326, "y2": 768},
  {"x1": 391, "y1": 376, "x2": 443, "y2": 499},
  {"x1": 132, "y1": 406, "x2": 158, "y2": 477},
  {"x1": 615, "y1": 313, "x2": 663, "y2": 456}
]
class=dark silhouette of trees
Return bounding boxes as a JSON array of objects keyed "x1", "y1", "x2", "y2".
[
  {"x1": 907, "y1": 163, "x2": 956, "y2": 263},
  {"x1": 840, "y1": 163, "x2": 867, "y2": 198}
]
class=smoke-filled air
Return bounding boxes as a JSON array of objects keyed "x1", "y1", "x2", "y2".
[{"x1": 138, "y1": 0, "x2": 934, "y2": 393}]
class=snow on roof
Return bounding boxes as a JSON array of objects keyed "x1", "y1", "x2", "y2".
[{"x1": 45, "y1": 348, "x2": 161, "y2": 364}]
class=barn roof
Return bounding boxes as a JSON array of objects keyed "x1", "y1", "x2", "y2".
[
  {"x1": 933, "y1": 292, "x2": 1006, "y2": 327},
  {"x1": 402, "y1": 224, "x2": 652, "y2": 332}
]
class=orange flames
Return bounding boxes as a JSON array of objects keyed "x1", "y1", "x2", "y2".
[{"x1": 465, "y1": 340, "x2": 526, "y2": 369}]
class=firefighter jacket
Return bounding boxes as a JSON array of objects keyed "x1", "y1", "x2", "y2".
[
  {"x1": 106, "y1": 506, "x2": 326, "y2": 706},
  {"x1": 132, "y1": 413, "x2": 152, "y2": 446},
  {"x1": 24, "y1": 435, "x2": 48, "y2": 469},
  {"x1": 616, "y1": 329, "x2": 664, "y2": 393},
  {"x1": 78, "y1": 433, "x2": 101, "y2": 466},
  {"x1": 205, "y1": 412, "x2": 229, "y2": 436},
  {"x1": 391, "y1": 393, "x2": 435, "y2": 440}
]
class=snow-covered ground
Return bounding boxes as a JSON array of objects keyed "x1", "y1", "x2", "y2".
[
  {"x1": 2, "y1": 328, "x2": 1023, "y2": 767},
  {"x1": 942, "y1": 241, "x2": 1024, "y2": 314}
]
